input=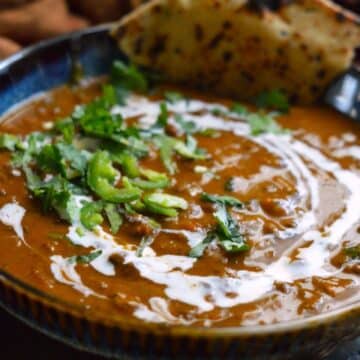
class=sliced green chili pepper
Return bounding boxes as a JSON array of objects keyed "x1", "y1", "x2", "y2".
[
  {"x1": 113, "y1": 151, "x2": 140, "y2": 178},
  {"x1": 143, "y1": 193, "x2": 188, "y2": 217},
  {"x1": 87, "y1": 151, "x2": 141, "y2": 203},
  {"x1": 129, "y1": 169, "x2": 169, "y2": 190}
]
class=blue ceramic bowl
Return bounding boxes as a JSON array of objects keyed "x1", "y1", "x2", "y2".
[{"x1": 0, "y1": 25, "x2": 359, "y2": 360}]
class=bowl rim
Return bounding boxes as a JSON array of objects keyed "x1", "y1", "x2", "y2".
[
  {"x1": 0, "y1": 23, "x2": 113, "y2": 75},
  {"x1": 0, "y1": 24, "x2": 359, "y2": 339}
]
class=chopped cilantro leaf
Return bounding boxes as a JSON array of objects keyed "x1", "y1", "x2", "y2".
[
  {"x1": 174, "y1": 114, "x2": 197, "y2": 134},
  {"x1": 111, "y1": 60, "x2": 148, "y2": 93},
  {"x1": 154, "y1": 102, "x2": 169, "y2": 130},
  {"x1": 136, "y1": 231, "x2": 159, "y2": 257},
  {"x1": 102, "y1": 84, "x2": 119, "y2": 108},
  {"x1": 0, "y1": 134, "x2": 22, "y2": 151},
  {"x1": 189, "y1": 231, "x2": 216, "y2": 258},
  {"x1": 230, "y1": 103, "x2": 249, "y2": 116},
  {"x1": 214, "y1": 204, "x2": 249, "y2": 253},
  {"x1": 26, "y1": 171, "x2": 81, "y2": 223},
  {"x1": 165, "y1": 91, "x2": 184, "y2": 103},
  {"x1": 211, "y1": 107, "x2": 227, "y2": 116},
  {"x1": 254, "y1": 90, "x2": 289, "y2": 113},
  {"x1": 54, "y1": 117, "x2": 75, "y2": 143},
  {"x1": 56, "y1": 143, "x2": 89, "y2": 177},
  {"x1": 76, "y1": 101, "x2": 123, "y2": 138},
  {"x1": 344, "y1": 246, "x2": 360, "y2": 259},
  {"x1": 154, "y1": 135, "x2": 177, "y2": 175},
  {"x1": 104, "y1": 203, "x2": 123, "y2": 234},
  {"x1": 71, "y1": 250, "x2": 102, "y2": 264},
  {"x1": 201, "y1": 193, "x2": 243, "y2": 208},
  {"x1": 174, "y1": 135, "x2": 207, "y2": 160},
  {"x1": 248, "y1": 113, "x2": 286, "y2": 136},
  {"x1": 37, "y1": 144, "x2": 62, "y2": 173},
  {"x1": 110, "y1": 135, "x2": 149, "y2": 158},
  {"x1": 37, "y1": 143, "x2": 89, "y2": 179},
  {"x1": 198, "y1": 128, "x2": 219, "y2": 138}
]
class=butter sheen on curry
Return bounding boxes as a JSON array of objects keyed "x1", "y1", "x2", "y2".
[{"x1": 0, "y1": 64, "x2": 359, "y2": 328}]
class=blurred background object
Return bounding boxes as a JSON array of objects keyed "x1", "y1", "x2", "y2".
[
  {"x1": 67, "y1": 0, "x2": 130, "y2": 23},
  {"x1": 334, "y1": 0, "x2": 359, "y2": 13},
  {"x1": 0, "y1": 0, "x2": 357, "y2": 60},
  {"x1": 0, "y1": 0, "x2": 134, "y2": 59}
]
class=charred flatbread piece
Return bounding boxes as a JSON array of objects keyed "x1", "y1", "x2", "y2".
[{"x1": 113, "y1": 0, "x2": 360, "y2": 104}]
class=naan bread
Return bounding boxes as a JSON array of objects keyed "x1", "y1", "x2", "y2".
[{"x1": 113, "y1": 0, "x2": 360, "y2": 103}]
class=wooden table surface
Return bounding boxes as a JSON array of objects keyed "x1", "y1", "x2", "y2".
[{"x1": 1, "y1": 307, "x2": 358, "y2": 359}]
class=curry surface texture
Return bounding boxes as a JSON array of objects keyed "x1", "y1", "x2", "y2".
[{"x1": 0, "y1": 80, "x2": 359, "y2": 327}]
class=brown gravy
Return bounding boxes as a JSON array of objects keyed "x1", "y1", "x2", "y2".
[{"x1": 0, "y1": 80, "x2": 359, "y2": 327}]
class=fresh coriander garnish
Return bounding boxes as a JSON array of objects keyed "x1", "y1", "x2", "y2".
[
  {"x1": 201, "y1": 193, "x2": 243, "y2": 208},
  {"x1": 230, "y1": 103, "x2": 249, "y2": 116},
  {"x1": 230, "y1": 101, "x2": 288, "y2": 136},
  {"x1": 344, "y1": 246, "x2": 360, "y2": 259},
  {"x1": 53, "y1": 117, "x2": 74, "y2": 143},
  {"x1": 111, "y1": 60, "x2": 148, "y2": 93},
  {"x1": 254, "y1": 90, "x2": 289, "y2": 113},
  {"x1": 104, "y1": 203, "x2": 123, "y2": 234},
  {"x1": 154, "y1": 134, "x2": 207, "y2": 174},
  {"x1": 24, "y1": 169, "x2": 82, "y2": 223},
  {"x1": 190, "y1": 200, "x2": 249, "y2": 258},
  {"x1": 214, "y1": 204, "x2": 249, "y2": 253},
  {"x1": 154, "y1": 135, "x2": 177, "y2": 175},
  {"x1": 153, "y1": 102, "x2": 169, "y2": 132},
  {"x1": 211, "y1": 107, "x2": 227, "y2": 116},
  {"x1": 136, "y1": 229, "x2": 160, "y2": 257},
  {"x1": 70, "y1": 250, "x2": 103, "y2": 264},
  {"x1": 198, "y1": 128, "x2": 219, "y2": 138},
  {"x1": 189, "y1": 231, "x2": 216, "y2": 258},
  {"x1": 173, "y1": 135, "x2": 207, "y2": 160},
  {"x1": 247, "y1": 113, "x2": 287, "y2": 136},
  {"x1": 0, "y1": 134, "x2": 22, "y2": 151},
  {"x1": 174, "y1": 114, "x2": 197, "y2": 134},
  {"x1": 165, "y1": 91, "x2": 184, "y2": 103}
]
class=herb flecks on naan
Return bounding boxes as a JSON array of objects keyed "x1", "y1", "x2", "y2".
[{"x1": 113, "y1": 0, "x2": 360, "y2": 104}]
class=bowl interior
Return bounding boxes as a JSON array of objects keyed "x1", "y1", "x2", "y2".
[{"x1": 0, "y1": 25, "x2": 359, "y2": 341}]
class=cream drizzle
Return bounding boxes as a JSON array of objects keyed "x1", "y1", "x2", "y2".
[
  {"x1": 0, "y1": 203, "x2": 26, "y2": 243},
  {"x1": 50, "y1": 255, "x2": 99, "y2": 297}
]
